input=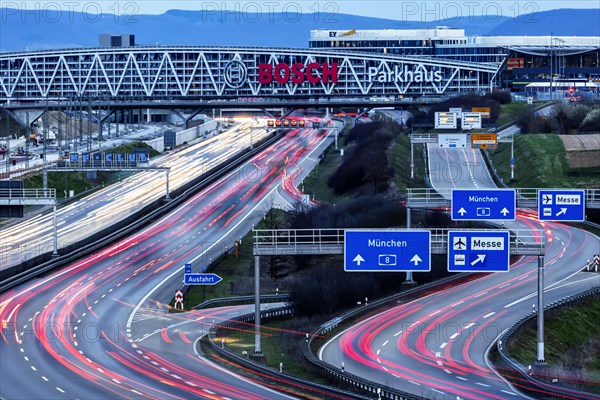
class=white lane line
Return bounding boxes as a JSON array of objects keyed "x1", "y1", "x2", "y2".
[
  {"x1": 31, "y1": 366, "x2": 37, "y2": 371},
  {"x1": 382, "y1": 340, "x2": 389, "y2": 347},
  {"x1": 436, "y1": 360, "x2": 443, "y2": 366},
  {"x1": 394, "y1": 330, "x2": 403, "y2": 337},
  {"x1": 203, "y1": 389, "x2": 216, "y2": 394},
  {"x1": 429, "y1": 310, "x2": 441, "y2": 317},
  {"x1": 474, "y1": 291, "x2": 488, "y2": 298},
  {"x1": 56, "y1": 387, "x2": 65, "y2": 393},
  {"x1": 499, "y1": 283, "x2": 511, "y2": 289},
  {"x1": 483, "y1": 312, "x2": 496, "y2": 319},
  {"x1": 464, "y1": 322, "x2": 476, "y2": 329},
  {"x1": 112, "y1": 379, "x2": 121, "y2": 384},
  {"x1": 451, "y1": 300, "x2": 464, "y2": 307},
  {"x1": 440, "y1": 342, "x2": 448, "y2": 349},
  {"x1": 435, "y1": 352, "x2": 441, "y2": 357},
  {"x1": 41, "y1": 376, "x2": 49, "y2": 382},
  {"x1": 449, "y1": 332, "x2": 459, "y2": 340},
  {"x1": 501, "y1": 390, "x2": 517, "y2": 396},
  {"x1": 24, "y1": 356, "x2": 29, "y2": 361},
  {"x1": 377, "y1": 358, "x2": 381, "y2": 363},
  {"x1": 431, "y1": 389, "x2": 445, "y2": 395},
  {"x1": 476, "y1": 382, "x2": 491, "y2": 387},
  {"x1": 376, "y1": 349, "x2": 381, "y2": 355},
  {"x1": 443, "y1": 369, "x2": 452, "y2": 374},
  {"x1": 408, "y1": 380, "x2": 421, "y2": 386},
  {"x1": 518, "y1": 275, "x2": 528, "y2": 281},
  {"x1": 185, "y1": 381, "x2": 198, "y2": 387},
  {"x1": 456, "y1": 376, "x2": 468, "y2": 381}
]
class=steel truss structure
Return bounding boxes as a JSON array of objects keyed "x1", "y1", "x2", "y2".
[{"x1": 0, "y1": 47, "x2": 501, "y2": 102}]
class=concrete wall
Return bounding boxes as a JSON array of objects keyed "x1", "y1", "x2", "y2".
[{"x1": 143, "y1": 136, "x2": 165, "y2": 153}]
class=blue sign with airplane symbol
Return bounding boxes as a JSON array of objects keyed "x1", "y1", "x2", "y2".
[
  {"x1": 538, "y1": 189, "x2": 585, "y2": 221},
  {"x1": 448, "y1": 231, "x2": 510, "y2": 272}
]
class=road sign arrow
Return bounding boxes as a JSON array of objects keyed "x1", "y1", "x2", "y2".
[
  {"x1": 458, "y1": 207, "x2": 467, "y2": 216},
  {"x1": 353, "y1": 254, "x2": 365, "y2": 266},
  {"x1": 410, "y1": 254, "x2": 422, "y2": 266},
  {"x1": 500, "y1": 207, "x2": 510, "y2": 216},
  {"x1": 555, "y1": 208, "x2": 567, "y2": 217},
  {"x1": 470, "y1": 254, "x2": 486, "y2": 266}
]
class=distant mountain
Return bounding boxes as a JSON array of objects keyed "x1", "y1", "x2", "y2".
[
  {"x1": 488, "y1": 8, "x2": 600, "y2": 36},
  {"x1": 0, "y1": 8, "x2": 597, "y2": 52}
]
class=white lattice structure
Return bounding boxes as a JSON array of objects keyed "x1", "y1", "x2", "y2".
[{"x1": 0, "y1": 46, "x2": 501, "y2": 102}]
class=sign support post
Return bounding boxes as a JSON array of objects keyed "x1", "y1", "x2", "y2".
[
  {"x1": 254, "y1": 255, "x2": 262, "y2": 354},
  {"x1": 536, "y1": 255, "x2": 545, "y2": 363},
  {"x1": 510, "y1": 139, "x2": 515, "y2": 181}
]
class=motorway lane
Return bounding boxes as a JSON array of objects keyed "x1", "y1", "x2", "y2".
[
  {"x1": 0, "y1": 128, "x2": 334, "y2": 399},
  {"x1": 320, "y1": 144, "x2": 600, "y2": 399},
  {"x1": 0, "y1": 121, "x2": 271, "y2": 270}
]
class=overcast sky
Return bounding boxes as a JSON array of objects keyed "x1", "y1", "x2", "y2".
[{"x1": 9, "y1": 1, "x2": 600, "y2": 20}]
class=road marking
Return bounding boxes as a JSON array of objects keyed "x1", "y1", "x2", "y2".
[
  {"x1": 203, "y1": 389, "x2": 216, "y2": 394},
  {"x1": 376, "y1": 349, "x2": 381, "y2": 355},
  {"x1": 24, "y1": 356, "x2": 29, "y2": 361},
  {"x1": 456, "y1": 376, "x2": 468, "y2": 381},
  {"x1": 56, "y1": 387, "x2": 65, "y2": 393},
  {"x1": 112, "y1": 379, "x2": 121, "y2": 384},
  {"x1": 474, "y1": 291, "x2": 488, "y2": 298},
  {"x1": 436, "y1": 360, "x2": 443, "y2": 366},
  {"x1": 443, "y1": 369, "x2": 452, "y2": 374},
  {"x1": 41, "y1": 376, "x2": 48, "y2": 382},
  {"x1": 429, "y1": 310, "x2": 441, "y2": 316},
  {"x1": 476, "y1": 382, "x2": 491, "y2": 387},
  {"x1": 449, "y1": 332, "x2": 459, "y2": 340},
  {"x1": 382, "y1": 340, "x2": 389, "y2": 347},
  {"x1": 408, "y1": 380, "x2": 421, "y2": 386},
  {"x1": 31, "y1": 366, "x2": 37, "y2": 371},
  {"x1": 501, "y1": 390, "x2": 517, "y2": 396},
  {"x1": 431, "y1": 389, "x2": 445, "y2": 395},
  {"x1": 440, "y1": 342, "x2": 447, "y2": 349},
  {"x1": 394, "y1": 330, "x2": 403, "y2": 337},
  {"x1": 435, "y1": 352, "x2": 441, "y2": 357},
  {"x1": 499, "y1": 283, "x2": 511, "y2": 289},
  {"x1": 464, "y1": 322, "x2": 475, "y2": 329},
  {"x1": 451, "y1": 300, "x2": 464, "y2": 307},
  {"x1": 483, "y1": 312, "x2": 496, "y2": 319},
  {"x1": 185, "y1": 381, "x2": 198, "y2": 387}
]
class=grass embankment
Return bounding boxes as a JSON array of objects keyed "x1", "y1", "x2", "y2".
[
  {"x1": 390, "y1": 132, "x2": 426, "y2": 190},
  {"x1": 496, "y1": 102, "x2": 530, "y2": 127},
  {"x1": 508, "y1": 297, "x2": 600, "y2": 394},
  {"x1": 489, "y1": 134, "x2": 600, "y2": 188},
  {"x1": 301, "y1": 126, "x2": 351, "y2": 205}
]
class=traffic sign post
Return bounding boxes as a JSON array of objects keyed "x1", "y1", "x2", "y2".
[
  {"x1": 538, "y1": 189, "x2": 585, "y2": 221},
  {"x1": 344, "y1": 230, "x2": 431, "y2": 272},
  {"x1": 451, "y1": 189, "x2": 516, "y2": 221},
  {"x1": 448, "y1": 231, "x2": 510, "y2": 272},
  {"x1": 184, "y1": 273, "x2": 223, "y2": 285}
]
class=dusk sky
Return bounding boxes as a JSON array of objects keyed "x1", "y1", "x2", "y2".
[{"x1": 13, "y1": 0, "x2": 600, "y2": 20}]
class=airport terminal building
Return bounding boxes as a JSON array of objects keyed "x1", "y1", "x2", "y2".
[{"x1": 309, "y1": 28, "x2": 600, "y2": 92}]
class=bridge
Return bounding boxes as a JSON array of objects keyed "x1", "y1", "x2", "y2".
[{"x1": 1, "y1": 46, "x2": 501, "y2": 109}]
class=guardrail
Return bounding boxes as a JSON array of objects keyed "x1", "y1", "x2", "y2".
[
  {"x1": 206, "y1": 306, "x2": 373, "y2": 400},
  {"x1": 0, "y1": 188, "x2": 56, "y2": 198},
  {"x1": 496, "y1": 286, "x2": 600, "y2": 400},
  {"x1": 193, "y1": 294, "x2": 289, "y2": 309},
  {"x1": 301, "y1": 273, "x2": 488, "y2": 400}
]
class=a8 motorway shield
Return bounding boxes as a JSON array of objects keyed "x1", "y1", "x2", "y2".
[
  {"x1": 344, "y1": 229, "x2": 431, "y2": 272},
  {"x1": 447, "y1": 231, "x2": 510, "y2": 272}
]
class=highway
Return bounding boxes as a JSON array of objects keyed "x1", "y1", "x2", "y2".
[
  {"x1": 0, "y1": 120, "x2": 271, "y2": 270},
  {"x1": 1, "y1": 127, "x2": 333, "y2": 399},
  {"x1": 320, "y1": 144, "x2": 600, "y2": 399}
]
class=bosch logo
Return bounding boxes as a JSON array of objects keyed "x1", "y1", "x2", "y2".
[{"x1": 223, "y1": 60, "x2": 248, "y2": 88}]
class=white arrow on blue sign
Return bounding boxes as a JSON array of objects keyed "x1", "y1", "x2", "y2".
[
  {"x1": 451, "y1": 189, "x2": 516, "y2": 221},
  {"x1": 184, "y1": 273, "x2": 223, "y2": 285},
  {"x1": 538, "y1": 189, "x2": 585, "y2": 221},
  {"x1": 344, "y1": 230, "x2": 431, "y2": 272},
  {"x1": 447, "y1": 231, "x2": 510, "y2": 272}
]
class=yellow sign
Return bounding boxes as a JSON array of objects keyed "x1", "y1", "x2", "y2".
[
  {"x1": 471, "y1": 133, "x2": 497, "y2": 149},
  {"x1": 472, "y1": 107, "x2": 491, "y2": 119}
]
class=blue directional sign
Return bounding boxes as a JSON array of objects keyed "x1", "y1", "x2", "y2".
[
  {"x1": 184, "y1": 263, "x2": 192, "y2": 274},
  {"x1": 184, "y1": 273, "x2": 223, "y2": 285},
  {"x1": 448, "y1": 231, "x2": 510, "y2": 272},
  {"x1": 538, "y1": 189, "x2": 585, "y2": 221},
  {"x1": 452, "y1": 189, "x2": 516, "y2": 221},
  {"x1": 344, "y1": 230, "x2": 431, "y2": 272}
]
